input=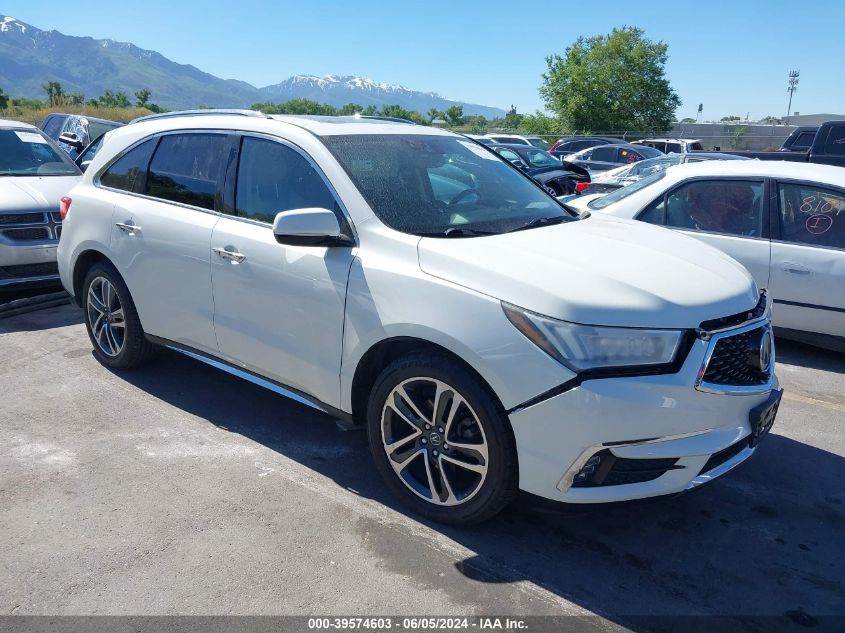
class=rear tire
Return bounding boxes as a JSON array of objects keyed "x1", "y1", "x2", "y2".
[
  {"x1": 82, "y1": 262, "x2": 155, "y2": 369},
  {"x1": 366, "y1": 352, "x2": 518, "y2": 525}
]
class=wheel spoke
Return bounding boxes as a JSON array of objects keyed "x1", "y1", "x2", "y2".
[
  {"x1": 435, "y1": 458, "x2": 459, "y2": 504},
  {"x1": 388, "y1": 447, "x2": 424, "y2": 477},
  {"x1": 385, "y1": 401, "x2": 423, "y2": 432},
  {"x1": 110, "y1": 308, "x2": 126, "y2": 329},
  {"x1": 103, "y1": 280, "x2": 114, "y2": 310},
  {"x1": 440, "y1": 452, "x2": 486, "y2": 475},
  {"x1": 88, "y1": 287, "x2": 106, "y2": 315},
  {"x1": 397, "y1": 385, "x2": 431, "y2": 425},
  {"x1": 422, "y1": 456, "x2": 439, "y2": 501},
  {"x1": 384, "y1": 430, "x2": 421, "y2": 458},
  {"x1": 442, "y1": 392, "x2": 465, "y2": 437}
]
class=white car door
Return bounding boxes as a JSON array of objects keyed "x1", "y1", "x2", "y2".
[
  {"x1": 210, "y1": 135, "x2": 355, "y2": 408},
  {"x1": 768, "y1": 180, "x2": 845, "y2": 339},
  {"x1": 636, "y1": 177, "x2": 771, "y2": 291},
  {"x1": 105, "y1": 132, "x2": 226, "y2": 354}
]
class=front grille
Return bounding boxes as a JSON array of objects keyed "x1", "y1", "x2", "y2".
[
  {"x1": 54, "y1": 225, "x2": 62, "y2": 239},
  {"x1": 50, "y1": 212, "x2": 62, "y2": 223},
  {"x1": 699, "y1": 438, "x2": 750, "y2": 475},
  {"x1": 0, "y1": 262, "x2": 59, "y2": 279},
  {"x1": 571, "y1": 449, "x2": 682, "y2": 487},
  {"x1": 700, "y1": 292, "x2": 767, "y2": 332},
  {"x1": 1, "y1": 227, "x2": 51, "y2": 241},
  {"x1": 701, "y1": 326, "x2": 770, "y2": 386},
  {"x1": 0, "y1": 212, "x2": 46, "y2": 225}
]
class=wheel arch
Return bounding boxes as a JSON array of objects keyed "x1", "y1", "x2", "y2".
[
  {"x1": 71, "y1": 249, "x2": 112, "y2": 307},
  {"x1": 349, "y1": 336, "x2": 507, "y2": 428}
]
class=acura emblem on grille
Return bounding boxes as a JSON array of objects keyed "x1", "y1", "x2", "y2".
[{"x1": 759, "y1": 329, "x2": 773, "y2": 372}]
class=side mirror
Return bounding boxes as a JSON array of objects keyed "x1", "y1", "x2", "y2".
[
  {"x1": 78, "y1": 160, "x2": 92, "y2": 173},
  {"x1": 58, "y1": 132, "x2": 84, "y2": 150},
  {"x1": 272, "y1": 208, "x2": 353, "y2": 247}
]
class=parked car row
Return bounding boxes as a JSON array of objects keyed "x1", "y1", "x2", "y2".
[{"x1": 564, "y1": 161, "x2": 845, "y2": 351}]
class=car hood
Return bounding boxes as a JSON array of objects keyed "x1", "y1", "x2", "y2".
[
  {"x1": 417, "y1": 214, "x2": 758, "y2": 328},
  {"x1": 0, "y1": 176, "x2": 80, "y2": 212}
]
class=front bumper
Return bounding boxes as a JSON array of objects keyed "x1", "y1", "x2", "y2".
[
  {"x1": 0, "y1": 213, "x2": 61, "y2": 286},
  {"x1": 509, "y1": 335, "x2": 778, "y2": 503}
]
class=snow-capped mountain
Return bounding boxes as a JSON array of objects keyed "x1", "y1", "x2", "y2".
[
  {"x1": 259, "y1": 75, "x2": 505, "y2": 118},
  {"x1": 0, "y1": 15, "x2": 505, "y2": 117}
]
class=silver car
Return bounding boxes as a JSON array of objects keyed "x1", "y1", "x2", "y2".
[{"x1": 0, "y1": 119, "x2": 81, "y2": 287}]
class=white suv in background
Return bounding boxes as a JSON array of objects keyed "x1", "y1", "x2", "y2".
[{"x1": 58, "y1": 112, "x2": 780, "y2": 524}]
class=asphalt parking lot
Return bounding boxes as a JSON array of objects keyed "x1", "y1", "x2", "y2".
[{"x1": 0, "y1": 303, "x2": 843, "y2": 629}]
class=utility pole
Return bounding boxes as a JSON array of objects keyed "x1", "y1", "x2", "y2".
[
  {"x1": 697, "y1": 103, "x2": 703, "y2": 123},
  {"x1": 786, "y1": 70, "x2": 799, "y2": 117}
]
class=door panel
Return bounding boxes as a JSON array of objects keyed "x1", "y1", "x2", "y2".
[
  {"x1": 110, "y1": 196, "x2": 219, "y2": 352},
  {"x1": 769, "y1": 181, "x2": 845, "y2": 337},
  {"x1": 210, "y1": 218, "x2": 354, "y2": 407},
  {"x1": 210, "y1": 134, "x2": 355, "y2": 408}
]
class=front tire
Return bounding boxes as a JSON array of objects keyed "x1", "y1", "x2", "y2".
[
  {"x1": 82, "y1": 262, "x2": 155, "y2": 369},
  {"x1": 366, "y1": 353, "x2": 518, "y2": 525}
]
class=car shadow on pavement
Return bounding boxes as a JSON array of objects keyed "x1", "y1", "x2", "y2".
[{"x1": 107, "y1": 346, "x2": 845, "y2": 630}]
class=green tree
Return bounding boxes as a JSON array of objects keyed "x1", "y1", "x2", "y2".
[
  {"x1": 540, "y1": 27, "x2": 680, "y2": 132},
  {"x1": 729, "y1": 126, "x2": 748, "y2": 149},
  {"x1": 680, "y1": 117, "x2": 696, "y2": 123},
  {"x1": 720, "y1": 115, "x2": 741, "y2": 122},
  {"x1": 42, "y1": 81, "x2": 65, "y2": 107},
  {"x1": 135, "y1": 88, "x2": 152, "y2": 107},
  {"x1": 759, "y1": 115, "x2": 782, "y2": 124},
  {"x1": 444, "y1": 105, "x2": 464, "y2": 127},
  {"x1": 519, "y1": 112, "x2": 559, "y2": 135},
  {"x1": 427, "y1": 108, "x2": 442, "y2": 123},
  {"x1": 338, "y1": 103, "x2": 364, "y2": 116},
  {"x1": 66, "y1": 92, "x2": 85, "y2": 106},
  {"x1": 380, "y1": 104, "x2": 416, "y2": 120},
  {"x1": 98, "y1": 90, "x2": 131, "y2": 108},
  {"x1": 0, "y1": 86, "x2": 8, "y2": 110}
]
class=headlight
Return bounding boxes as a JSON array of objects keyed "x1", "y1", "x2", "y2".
[{"x1": 502, "y1": 303, "x2": 684, "y2": 372}]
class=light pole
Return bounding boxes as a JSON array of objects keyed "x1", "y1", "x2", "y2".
[{"x1": 787, "y1": 70, "x2": 799, "y2": 117}]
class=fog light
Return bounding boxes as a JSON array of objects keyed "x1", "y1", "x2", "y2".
[{"x1": 573, "y1": 454, "x2": 603, "y2": 484}]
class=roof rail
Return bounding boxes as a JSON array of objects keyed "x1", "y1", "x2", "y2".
[
  {"x1": 129, "y1": 109, "x2": 269, "y2": 124},
  {"x1": 354, "y1": 114, "x2": 417, "y2": 125}
]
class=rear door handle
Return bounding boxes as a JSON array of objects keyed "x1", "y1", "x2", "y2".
[
  {"x1": 213, "y1": 247, "x2": 246, "y2": 264},
  {"x1": 782, "y1": 262, "x2": 811, "y2": 275},
  {"x1": 115, "y1": 222, "x2": 141, "y2": 236}
]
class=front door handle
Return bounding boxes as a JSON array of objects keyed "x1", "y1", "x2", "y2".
[
  {"x1": 213, "y1": 247, "x2": 246, "y2": 264},
  {"x1": 115, "y1": 222, "x2": 142, "y2": 236},
  {"x1": 782, "y1": 261, "x2": 811, "y2": 275}
]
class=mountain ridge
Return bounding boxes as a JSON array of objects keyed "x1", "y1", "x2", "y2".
[{"x1": 0, "y1": 15, "x2": 505, "y2": 117}]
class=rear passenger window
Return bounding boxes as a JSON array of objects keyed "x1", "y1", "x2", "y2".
[
  {"x1": 591, "y1": 147, "x2": 616, "y2": 162},
  {"x1": 792, "y1": 131, "x2": 816, "y2": 151},
  {"x1": 146, "y1": 134, "x2": 227, "y2": 210},
  {"x1": 640, "y1": 179, "x2": 765, "y2": 237},
  {"x1": 100, "y1": 138, "x2": 158, "y2": 193},
  {"x1": 822, "y1": 126, "x2": 845, "y2": 156},
  {"x1": 235, "y1": 137, "x2": 335, "y2": 224},
  {"x1": 778, "y1": 182, "x2": 845, "y2": 249}
]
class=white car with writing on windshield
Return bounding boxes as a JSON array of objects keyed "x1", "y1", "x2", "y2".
[
  {"x1": 565, "y1": 161, "x2": 845, "y2": 351},
  {"x1": 58, "y1": 112, "x2": 780, "y2": 524}
]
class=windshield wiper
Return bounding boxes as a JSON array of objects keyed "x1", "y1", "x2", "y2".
[
  {"x1": 505, "y1": 215, "x2": 568, "y2": 233},
  {"x1": 418, "y1": 227, "x2": 498, "y2": 238}
]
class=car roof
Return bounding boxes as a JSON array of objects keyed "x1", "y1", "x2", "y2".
[
  {"x1": 664, "y1": 159, "x2": 845, "y2": 183},
  {"x1": 0, "y1": 118, "x2": 38, "y2": 130},
  {"x1": 637, "y1": 138, "x2": 701, "y2": 143},
  {"x1": 490, "y1": 142, "x2": 543, "y2": 150}
]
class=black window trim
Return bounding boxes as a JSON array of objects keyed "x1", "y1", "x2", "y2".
[
  {"x1": 221, "y1": 131, "x2": 358, "y2": 244},
  {"x1": 770, "y1": 177, "x2": 845, "y2": 253},
  {"x1": 94, "y1": 129, "x2": 231, "y2": 217},
  {"x1": 634, "y1": 175, "x2": 771, "y2": 242}
]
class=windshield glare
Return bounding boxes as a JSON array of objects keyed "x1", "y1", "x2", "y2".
[
  {"x1": 527, "y1": 137, "x2": 551, "y2": 150},
  {"x1": 0, "y1": 129, "x2": 79, "y2": 176},
  {"x1": 588, "y1": 170, "x2": 666, "y2": 210},
  {"x1": 525, "y1": 149, "x2": 559, "y2": 167},
  {"x1": 324, "y1": 134, "x2": 574, "y2": 236}
]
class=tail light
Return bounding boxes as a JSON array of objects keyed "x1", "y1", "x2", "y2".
[
  {"x1": 549, "y1": 142, "x2": 559, "y2": 153},
  {"x1": 59, "y1": 196, "x2": 72, "y2": 220},
  {"x1": 575, "y1": 182, "x2": 591, "y2": 194}
]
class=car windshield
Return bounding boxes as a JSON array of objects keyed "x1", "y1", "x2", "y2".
[
  {"x1": 588, "y1": 170, "x2": 666, "y2": 210},
  {"x1": 527, "y1": 137, "x2": 551, "y2": 150},
  {"x1": 637, "y1": 145, "x2": 664, "y2": 158},
  {"x1": 524, "y1": 148, "x2": 560, "y2": 167},
  {"x1": 324, "y1": 134, "x2": 575, "y2": 236},
  {"x1": 0, "y1": 128, "x2": 80, "y2": 176},
  {"x1": 630, "y1": 155, "x2": 681, "y2": 176}
]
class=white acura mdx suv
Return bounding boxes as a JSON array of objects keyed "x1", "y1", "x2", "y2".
[{"x1": 58, "y1": 111, "x2": 781, "y2": 524}]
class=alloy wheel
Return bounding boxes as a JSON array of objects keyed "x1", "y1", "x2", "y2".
[
  {"x1": 86, "y1": 276, "x2": 126, "y2": 357},
  {"x1": 380, "y1": 377, "x2": 489, "y2": 506}
]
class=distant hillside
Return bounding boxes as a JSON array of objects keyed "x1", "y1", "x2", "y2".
[{"x1": 0, "y1": 15, "x2": 504, "y2": 117}]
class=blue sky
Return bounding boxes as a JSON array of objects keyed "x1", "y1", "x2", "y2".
[{"x1": 5, "y1": 0, "x2": 844, "y2": 119}]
